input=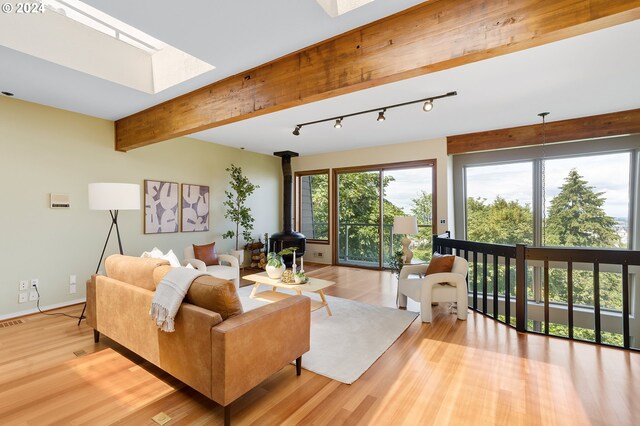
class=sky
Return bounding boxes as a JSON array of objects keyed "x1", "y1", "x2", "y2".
[
  {"x1": 363, "y1": 151, "x2": 630, "y2": 224},
  {"x1": 466, "y1": 152, "x2": 631, "y2": 218},
  {"x1": 384, "y1": 167, "x2": 432, "y2": 216}
]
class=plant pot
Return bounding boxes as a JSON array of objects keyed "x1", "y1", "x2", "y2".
[
  {"x1": 266, "y1": 264, "x2": 285, "y2": 279},
  {"x1": 230, "y1": 249, "x2": 244, "y2": 266}
]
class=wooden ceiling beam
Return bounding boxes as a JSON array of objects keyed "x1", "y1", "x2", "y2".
[
  {"x1": 115, "y1": 0, "x2": 640, "y2": 151},
  {"x1": 446, "y1": 108, "x2": 640, "y2": 155}
]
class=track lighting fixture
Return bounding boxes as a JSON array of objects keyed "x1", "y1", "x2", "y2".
[{"x1": 292, "y1": 91, "x2": 456, "y2": 135}]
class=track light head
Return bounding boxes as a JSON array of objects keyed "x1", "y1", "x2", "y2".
[
  {"x1": 293, "y1": 125, "x2": 301, "y2": 136},
  {"x1": 334, "y1": 118, "x2": 343, "y2": 129},
  {"x1": 423, "y1": 99, "x2": 433, "y2": 112},
  {"x1": 377, "y1": 110, "x2": 386, "y2": 122}
]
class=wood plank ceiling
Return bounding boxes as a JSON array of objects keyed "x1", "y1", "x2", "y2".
[{"x1": 115, "y1": 0, "x2": 640, "y2": 151}]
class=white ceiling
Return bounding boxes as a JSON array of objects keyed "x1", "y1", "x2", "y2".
[
  {"x1": 1, "y1": 1, "x2": 638, "y2": 157},
  {"x1": 193, "y1": 20, "x2": 640, "y2": 155},
  {"x1": 0, "y1": 0, "x2": 426, "y2": 119}
]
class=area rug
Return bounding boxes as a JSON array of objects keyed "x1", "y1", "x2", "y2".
[{"x1": 237, "y1": 286, "x2": 419, "y2": 384}]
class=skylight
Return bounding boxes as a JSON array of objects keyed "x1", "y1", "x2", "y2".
[
  {"x1": 316, "y1": 0, "x2": 375, "y2": 17},
  {"x1": 43, "y1": 0, "x2": 166, "y2": 54},
  {"x1": 0, "y1": 0, "x2": 214, "y2": 94}
]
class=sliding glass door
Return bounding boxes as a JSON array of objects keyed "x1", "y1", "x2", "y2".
[
  {"x1": 335, "y1": 161, "x2": 435, "y2": 269},
  {"x1": 336, "y1": 170, "x2": 381, "y2": 267},
  {"x1": 383, "y1": 167, "x2": 434, "y2": 267}
]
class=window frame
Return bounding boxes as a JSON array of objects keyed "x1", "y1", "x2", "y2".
[
  {"x1": 453, "y1": 135, "x2": 640, "y2": 251},
  {"x1": 452, "y1": 135, "x2": 640, "y2": 320},
  {"x1": 331, "y1": 159, "x2": 437, "y2": 270},
  {"x1": 295, "y1": 169, "x2": 331, "y2": 245}
]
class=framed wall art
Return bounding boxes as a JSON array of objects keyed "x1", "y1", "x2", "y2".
[
  {"x1": 144, "y1": 180, "x2": 179, "y2": 234},
  {"x1": 181, "y1": 183, "x2": 210, "y2": 232}
]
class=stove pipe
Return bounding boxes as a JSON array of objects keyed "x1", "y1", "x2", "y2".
[{"x1": 269, "y1": 151, "x2": 306, "y2": 267}]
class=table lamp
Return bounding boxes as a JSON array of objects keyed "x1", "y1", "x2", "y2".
[{"x1": 393, "y1": 215, "x2": 418, "y2": 264}]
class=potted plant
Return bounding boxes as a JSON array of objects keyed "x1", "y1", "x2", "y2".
[
  {"x1": 266, "y1": 247, "x2": 296, "y2": 279},
  {"x1": 389, "y1": 249, "x2": 405, "y2": 281},
  {"x1": 222, "y1": 164, "x2": 260, "y2": 264}
]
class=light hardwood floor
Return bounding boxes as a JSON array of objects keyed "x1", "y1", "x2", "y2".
[{"x1": 1, "y1": 265, "x2": 639, "y2": 425}]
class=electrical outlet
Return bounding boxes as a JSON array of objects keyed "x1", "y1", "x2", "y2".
[
  {"x1": 70, "y1": 275, "x2": 77, "y2": 284},
  {"x1": 69, "y1": 284, "x2": 77, "y2": 294},
  {"x1": 18, "y1": 292, "x2": 27, "y2": 303},
  {"x1": 29, "y1": 290, "x2": 38, "y2": 301},
  {"x1": 30, "y1": 278, "x2": 39, "y2": 289},
  {"x1": 19, "y1": 280, "x2": 28, "y2": 291},
  {"x1": 440, "y1": 219, "x2": 446, "y2": 224}
]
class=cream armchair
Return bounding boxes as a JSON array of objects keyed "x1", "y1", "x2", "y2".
[
  {"x1": 398, "y1": 256, "x2": 469, "y2": 323},
  {"x1": 183, "y1": 246, "x2": 240, "y2": 288}
]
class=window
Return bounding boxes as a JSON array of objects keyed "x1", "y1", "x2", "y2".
[
  {"x1": 543, "y1": 152, "x2": 630, "y2": 249},
  {"x1": 465, "y1": 162, "x2": 533, "y2": 245},
  {"x1": 453, "y1": 136, "x2": 639, "y2": 347},
  {"x1": 334, "y1": 160, "x2": 436, "y2": 269},
  {"x1": 296, "y1": 171, "x2": 329, "y2": 243},
  {"x1": 454, "y1": 137, "x2": 638, "y2": 250}
]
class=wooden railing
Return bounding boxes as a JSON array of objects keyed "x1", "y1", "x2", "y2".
[{"x1": 433, "y1": 233, "x2": 640, "y2": 350}]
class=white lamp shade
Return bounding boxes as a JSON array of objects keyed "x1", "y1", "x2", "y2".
[
  {"x1": 88, "y1": 183, "x2": 140, "y2": 210},
  {"x1": 393, "y1": 215, "x2": 418, "y2": 235}
]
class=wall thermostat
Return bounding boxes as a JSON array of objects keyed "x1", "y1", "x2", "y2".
[{"x1": 50, "y1": 193, "x2": 70, "y2": 208}]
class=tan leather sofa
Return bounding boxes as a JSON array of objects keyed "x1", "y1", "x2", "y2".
[{"x1": 86, "y1": 255, "x2": 310, "y2": 425}]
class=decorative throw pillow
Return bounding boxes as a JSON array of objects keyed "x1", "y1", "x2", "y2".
[
  {"x1": 141, "y1": 247, "x2": 164, "y2": 259},
  {"x1": 186, "y1": 275, "x2": 243, "y2": 320},
  {"x1": 426, "y1": 252, "x2": 455, "y2": 275},
  {"x1": 152, "y1": 267, "x2": 243, "y2": 320},
  {"x1": 193, "y1": 242, "x2": 219, "y2": 266},
  {"x1": 141, "y1": 247, "x2": 181, "y2": 267}
]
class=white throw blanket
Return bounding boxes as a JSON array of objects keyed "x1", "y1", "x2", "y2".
[{"x1": 150, "y1": 267, "x2": 206, "y2": 332}]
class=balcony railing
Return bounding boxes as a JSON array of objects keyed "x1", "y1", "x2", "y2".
[
  {"x1": 337, "y1": 222, "x2": 432, "y2": 267},
  {"x1": 433, "y1": 233, "x2": 640, "y2": 350}
]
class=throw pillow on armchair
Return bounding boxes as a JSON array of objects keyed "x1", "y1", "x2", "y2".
[{"x1": 193, "y1": 242, "x2": 219, "y2": 266}]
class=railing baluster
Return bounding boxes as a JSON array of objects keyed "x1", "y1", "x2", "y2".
[
  {"x1": 622, "y1": 263, "x2": 630, "y2": 349},
  {"x1": 544, "y1": 259, "x2": 549, "y2": 335},
  {"x1": 432, "y1": 236, "x2": 639, "y2": 351},
  {"x1": 493, "y1": 254, "x2": 499, "y2": 320},
  {"x1": 568, "y1": 261, "x2": 574, "y2": 340},
  {"x1": 515, "y1": 244, "x2": 527, "y2": 332},
  {"x1": 505, "y1": 257, "x2": 511, "y2": 326},
  {"x1": 594, "y1": 262, "x2": 601, "y2": 344},
  {"x1": 482, "y1": 252, "x2": 488, "y2": 314},
  {"x1": 473, "y1": 251, "x2": 478, "y2": 311}
]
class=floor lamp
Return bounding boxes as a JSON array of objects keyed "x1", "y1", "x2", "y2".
[
  {"x1": 393, "y1": 215, "x2": 418, "y2": 264},
  {"x1": 78, "y1": 183, "x2": 140, "y2": 325}
]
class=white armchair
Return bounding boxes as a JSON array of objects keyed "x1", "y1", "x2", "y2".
[
  {"x1": 398, "y1": 256, "x2": 469, "y2": 323},
  {"x1": 183, "y1": 246, "x2": 240, "y2": 288}
]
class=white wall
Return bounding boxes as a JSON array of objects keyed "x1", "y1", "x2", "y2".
[
  {"x1": 0, "y1": 97, "x2": 280, "y2": 318},
  {"x1": 291, "y1": 137, "x2": 449, "y2": 264}
]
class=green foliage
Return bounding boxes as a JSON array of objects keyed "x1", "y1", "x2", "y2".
[
  {"x1": 337, "y1": 172, "x2": 405, "y2": 263},
  {"x1": 222, "y1": 164, "x2": 260, "y2": 250},
  {"x1": 467, "y1": 168, "x2": 625, "y2": 346},
  {"x1": 267, "y1": 252, "x2": 284, "y2": 268},
  {"x1": 545, "y1": 169, "x2": 619, "y2": 248},
  {"x1": 410, "y1": 191, "x2": 433, "y2": 261},
  {"x1": 266, "y1": 247, "x2": 297, "y2": 268},
  {"x1": 308, "y1": 174, "x2": 329, "y2": 239},
  {"x1": 467, "y1": 196, "x2": 533, "y2": 245},
  {"x1": 388, "y1": 249, "x2": 405, "y2": 279}
]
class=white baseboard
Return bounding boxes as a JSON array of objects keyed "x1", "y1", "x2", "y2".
[{"x1": 0, "y1": 298, "x2": 86, "y2": 321}]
